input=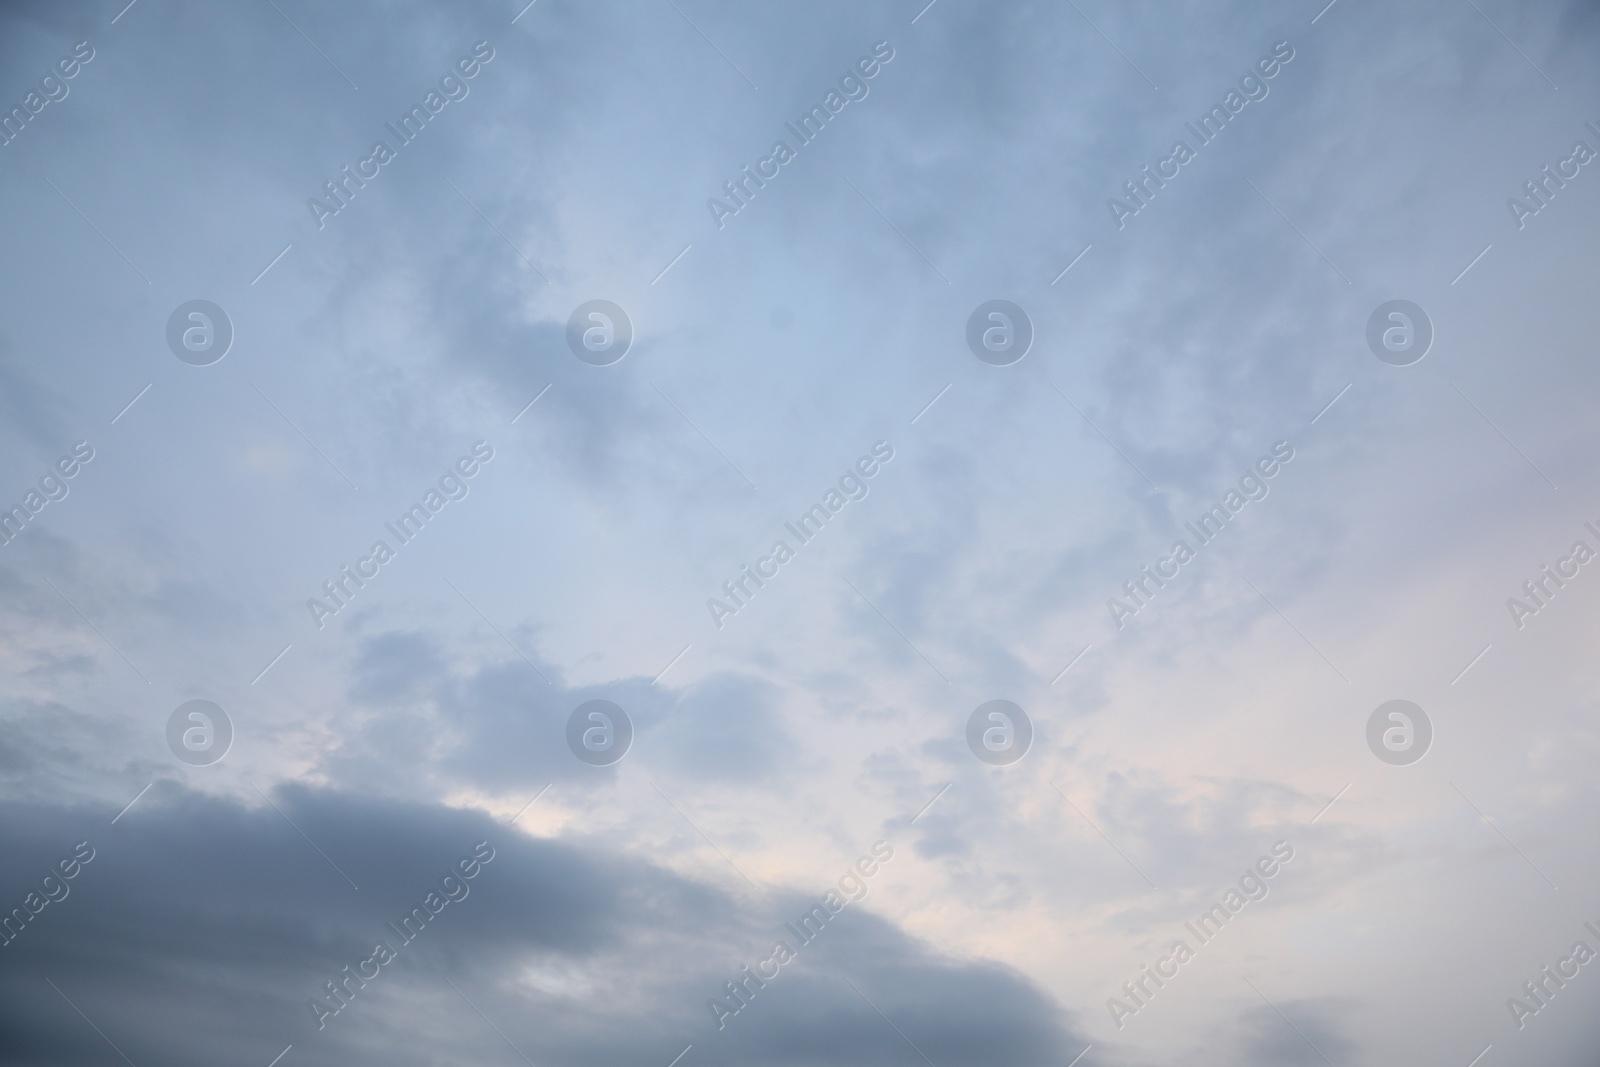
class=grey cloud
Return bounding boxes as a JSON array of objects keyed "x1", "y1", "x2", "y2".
[
  {"x1": 1235, "y1": 997, "x2": 1360, "y2": 1066},
  {"x1": 329, "y1": 628, "x2": 798, "y2": 795},
  {"x1": 350, "y1": 629, "x2": 446, "y2": 705},
  {"x1": 649, "y1": 672, "x2": 797, "y2": 782},
  {"x1": 0, "y1": 786, "x2": 1087, "y2": 1067}
]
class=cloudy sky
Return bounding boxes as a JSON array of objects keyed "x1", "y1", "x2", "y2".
[{"x1": 2, "y1": 0, "x2": 1599, "y2": 1064}]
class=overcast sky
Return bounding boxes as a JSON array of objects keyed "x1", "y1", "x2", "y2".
[{"x1": 2, "y1": 1, "x2": 1599, "y2": 1065}]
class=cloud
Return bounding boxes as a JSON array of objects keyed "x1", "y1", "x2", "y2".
[
  {"x1": 0, "y1": 786, "x2": 1086, "y2": 1067},
  {"x1": 1234, "y1": 998, "x2": 1359, "y2": 1066},
  {"x1": 3, "y1": 0, "x2": 1600, "y2": 1064}
]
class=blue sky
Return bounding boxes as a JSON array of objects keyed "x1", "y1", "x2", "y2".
[{"x1": 2, "y1": 1, "x2": 1600, "y2": 1065}]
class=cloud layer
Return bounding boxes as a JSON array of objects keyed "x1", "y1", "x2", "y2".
[{"x1": 3, "y1": 0, "x2": 1600, "y2": 1065}]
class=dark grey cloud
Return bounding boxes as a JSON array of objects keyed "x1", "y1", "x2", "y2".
[{"x1": 0, "y1": 786, "x2": 1085, "y2": 1067}]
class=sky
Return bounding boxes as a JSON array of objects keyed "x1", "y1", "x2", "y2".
[{"x1": 1, "y1": 0, "x2": 1599, "y2": 1065}]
